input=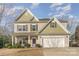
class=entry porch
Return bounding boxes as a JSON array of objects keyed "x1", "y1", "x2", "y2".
[{"x1": 12, "y1": 35, "x2": 38, "y2": 47}]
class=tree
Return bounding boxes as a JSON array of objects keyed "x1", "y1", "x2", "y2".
[{"x1": 75, "y1": 25, "x2": 79, "y2": 44}]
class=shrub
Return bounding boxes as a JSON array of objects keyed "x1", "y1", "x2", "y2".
[
  {"x1": 12, "y1": 43, "x2": 23, "y2": 48},
  {"x1": 25, "y1": 43, "x2": 31, "y2": 48},
  {"x1": 7, "y1": 45, "x2": 12, "y2": 49},
  {"x1": 5, "y1": 43, "x2": 12, "y2": 48},
  {"x1": 0, "y1": 35, "x2": 11, "y2": 48},
  {"x1": 11, "y1": 45, "x2": 16, "y2": 48},
  {"x1": 12, "y1": 43, "x2": 26, "y2": 48},
  {"x1": 5, "y1": 43, "x2": 22, "y2": 48},
  {"x1": 36, "y1": 44, "x2": 42, "y2": 48},
  {"x1": 15, "y1": 43, "x2": 21, "y2": 48},
  {"x1": 5, "y1": 43, "x2": 31, "y2": 48}
]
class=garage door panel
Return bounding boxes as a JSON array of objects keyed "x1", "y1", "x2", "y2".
[
  {"x1": 43, "y1": 39, "x2": 49, "y2": 47},
  {"x1": 41, "y1": 36, "x2": 65, "y2": 48},
  {"x1": 57, "y1": 38, "x2": 64, "y2": 47}
]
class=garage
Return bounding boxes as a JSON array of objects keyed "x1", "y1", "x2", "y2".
[{"x1": 41, "y1": 36, "x2": 65, "y2": 48}]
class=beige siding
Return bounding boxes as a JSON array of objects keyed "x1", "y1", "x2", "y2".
[
  {"x1": 14, "y1": 22, "x2": 48, "y2": 33},
  {"x1": 14, "y1": 23, "x2": 30, "y2": 33},
  {"x1": 17, "y1": 12, "x2": 33, "y2": 22},
  {"x1": 37, "y1": 35, "x2": 43, "y2": 46},
  {"x1": 38, "y1": 23, "x2": 47, "y2": 31}
]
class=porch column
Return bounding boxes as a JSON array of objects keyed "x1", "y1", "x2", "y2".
[
  {"x1": 28, "y1": 35, "x2": 31, "y2": 44},
  {"x1": 15, "y1": 37, "x2": 18, "y2": 44},
  {"x1": 12, "y1": 35, "x2": 14, "y2": 46}
]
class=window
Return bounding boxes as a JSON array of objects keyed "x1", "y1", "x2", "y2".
[
  {"x1": 50, "y1": 22, "x2": 56, "y2": 28},
  {"x1": 23, "y1": 25, "x2": 28, "y2": 31},
  {"x1": 17, "y1": 25, "x2": 28, "y2": 31},
  {"x1": 31, "y1": 24, "x2": 38, "y2": 31},
  {"x1": 17, "y1": 25, "x2": 22, "y2": 31}
]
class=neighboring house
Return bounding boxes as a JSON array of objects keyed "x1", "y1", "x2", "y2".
[{"x1": 12, "y1": 9, "x2": 70, "y2": 48}]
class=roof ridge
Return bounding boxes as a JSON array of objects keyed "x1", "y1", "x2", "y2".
[
  {"x1": 15, "y1": 9, "x2": 27, "y2": 21},
  {"x1": 39, "y1": 18, "x2": 54, "y2": 33},
  {"x1": 30, "y1": 17, "x2": 34, "y2": 21}
]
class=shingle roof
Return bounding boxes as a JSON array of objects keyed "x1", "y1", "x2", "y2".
[
  {"x1": 39, "y1": 18, "x2": 68, "y2": 23},
  {"x1": 15, "y1": 9, "x2": 27, "y2": 21},
  {"x1": 39, "y1": 18, "x2": 54, "y2": 33}
]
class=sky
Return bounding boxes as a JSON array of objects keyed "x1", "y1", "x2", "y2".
[
  {"x1": 0, "y1": 3, "x2": 79, "y2": 33},
  {"x1": 2, "y1": 3, "x2": 79, "y2": 19},
  {"x1": 0, "y1": 3, "x2": 78, "y2": 21}
]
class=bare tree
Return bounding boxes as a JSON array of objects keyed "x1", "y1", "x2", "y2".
[
  {"x1": 0, "y1": 4, "x2": 6, "y2": 35},
  {"x1": 0, "y1": 4, "x2": 5, "y2": 23}
]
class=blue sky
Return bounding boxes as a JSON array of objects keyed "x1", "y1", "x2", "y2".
[
  {"x1": 1, "y1": 3, "x2": 79, "y2": 33},
  {"x1": 1, "y1": 3, "x2": 79, "y2": 20},
  {"x1": 3, "y1": 3, "x2": 78, "y2": 19}
]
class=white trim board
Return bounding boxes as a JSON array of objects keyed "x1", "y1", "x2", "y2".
[{"x1": 27, "y1": 8, "x2": 39, "y2": 21}]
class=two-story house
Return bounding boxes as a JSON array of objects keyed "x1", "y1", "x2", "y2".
[{"x1": 12, "y1": 9, "x2": 70, "y2": 48}]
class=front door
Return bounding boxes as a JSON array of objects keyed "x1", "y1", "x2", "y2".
[{"x1": 32, "y1": 38, "x2": 36, "y2": 47}]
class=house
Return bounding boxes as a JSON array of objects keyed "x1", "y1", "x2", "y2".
[{"x1": 12, "y1": 9, "x2": 70, "y2": 48}]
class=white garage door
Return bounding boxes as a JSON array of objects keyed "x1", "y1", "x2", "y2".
[{"x1": 41, "y1": 36, "x2": 65, "y2": 48}]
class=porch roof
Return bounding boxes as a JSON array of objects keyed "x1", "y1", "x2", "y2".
[{"x1": 13, "y1": 32, "x2": 38, "y2": 36}]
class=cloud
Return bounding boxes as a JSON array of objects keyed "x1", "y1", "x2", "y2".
[
  {"x1": 13, "y1": 6, "x2": 25, "y2": 10},
  {"x1": 56, "y1": 7, "x2": 62, "y2": 11},
  {"x1": 54, "y1": 11, "x2": 66, "y2": 18},
  {"x1": 68, "y1": 14, "x2": 77, "y2": 20},
  {"x1": 49, "y1": 3, "x2": 66, "y2": 18},
  {"x1": 6, "y1": 8, "x2": 16, "y2": 16},
  {"x1": 68, "y1": 14, "x2": 74, "y2": 19},
  {"x1": 30, "y1": 3, "x2": 40, "y2": 9},
  {"x1": 50, "y1": 3, "x2": 63, "y2": 8},
  {"x1": 53, "y1": 4, "x2": 71, "y2": 18},
  {"x1": 48, "y1": 12, "x2": 53, "y2": 17},
  {"x1": 48, "y1": 3, "x2": 76, "y2": 22},
  {"x1": 62, "y1": 4, "x2": 71, "y2": 12},
  {"x1": 5, "y1": 6, "x2": 25, "y2": 16}
]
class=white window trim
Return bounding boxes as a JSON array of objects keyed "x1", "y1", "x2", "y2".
[
  {"x1": 31, "y1": 24, "x2": 38, "y2": 31},
  {"x1": 17, "y1": 24, "x2": 28, "y2": 32}
]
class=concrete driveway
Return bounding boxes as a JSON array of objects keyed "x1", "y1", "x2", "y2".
[{"x1": 43, "y1": 47, "x2": 79, "y2": 56}]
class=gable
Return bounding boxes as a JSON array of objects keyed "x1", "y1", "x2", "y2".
[
  {"x1": 16, "y1": 9, "x2": 39, "y2": 22},
  {"x1": 39, "y1": 17, "x2": 70, "y2": 35}
]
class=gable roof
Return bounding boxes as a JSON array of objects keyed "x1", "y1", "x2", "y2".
[
  {"x1": 39, "y1": 18, "x2": 54, "y2": 33},
  {"x1": 53, "y1": 17, "x2": 70, "y2": 34},
  {"x1": 14, "y1": 9, "x2": 70, "y2": 35},
  {"x1": 15, "y1": 9, "x2": 27, "y2": 21},
  {"x1": 39, "y1": 17, "x2": 70, "y2": 35},
  {"x1": 15, "y1": 9, "x2": 39, "y2": 23}
]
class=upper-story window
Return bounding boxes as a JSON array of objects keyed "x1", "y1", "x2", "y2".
[
  {"x1": 17, "y1": 25, "x2": 28, "y2": 31},
  {"x1": 50, "y1": 22, "x2": 57, "y2": 28},
  {"x1": 31, "y1": 24, "x2": 38, "y2": 31}
]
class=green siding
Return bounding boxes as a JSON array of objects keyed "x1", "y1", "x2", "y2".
[
  {"x1": 16, "y1": 11, "x2": 38, "y2": 22},
  {"x1": 40, "y1": 21, "x2": 67, "y2": 35}
]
